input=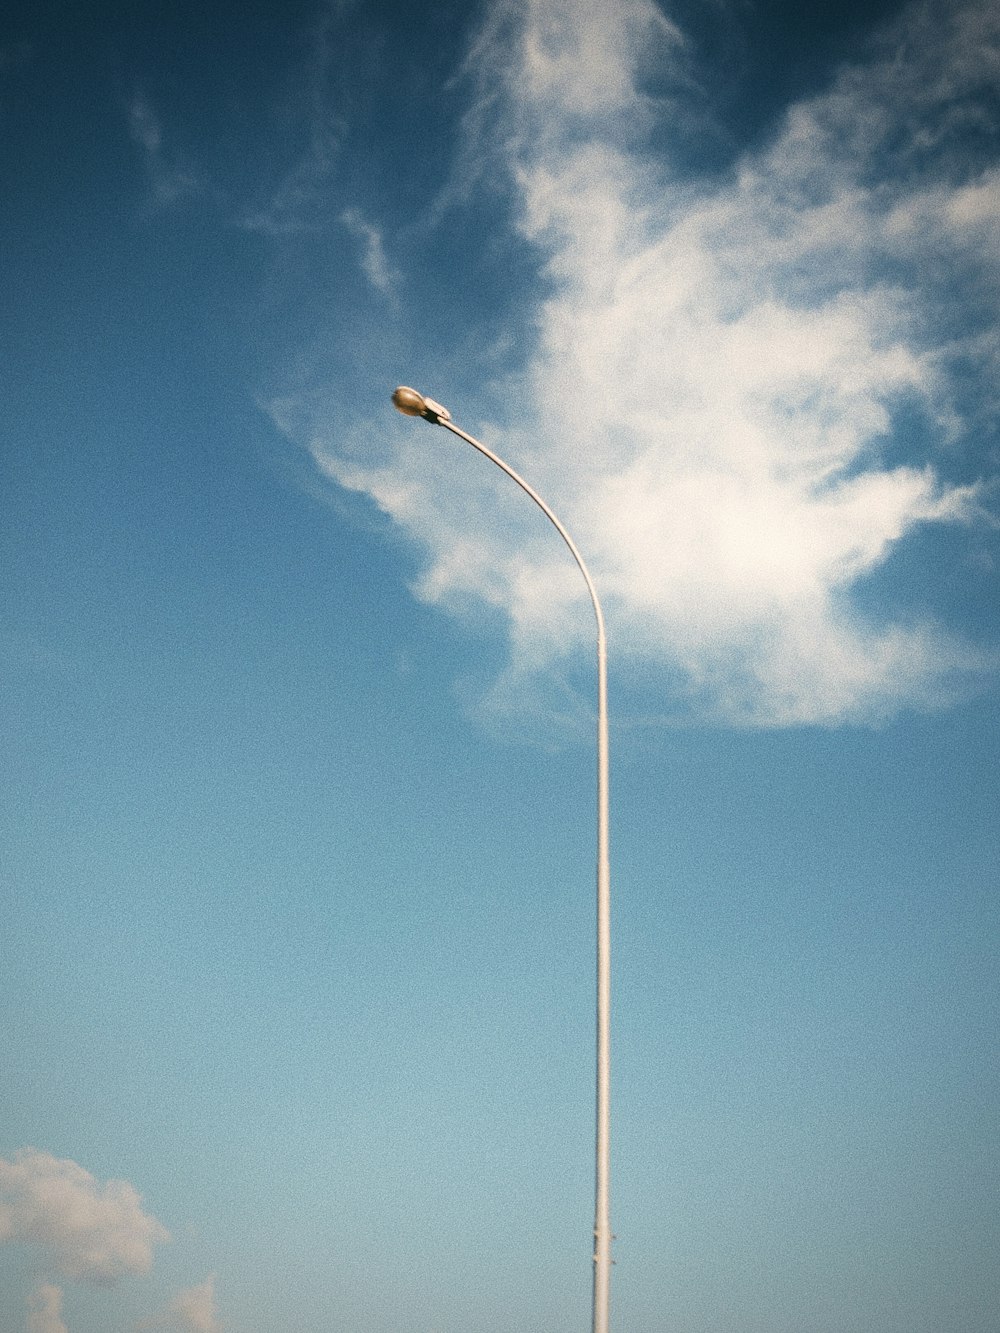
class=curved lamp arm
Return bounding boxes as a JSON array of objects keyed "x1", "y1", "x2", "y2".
[{"x1": 391, "y1": 386, "x2": 612, "y2": 1333}]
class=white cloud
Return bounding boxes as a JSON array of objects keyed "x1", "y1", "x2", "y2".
[
  {"x1": 240, "y1": 6, "x2": 346, "y2": 235},
  {"x1": 0, "y1": 1148, "x2": 169, "y2": 1285},
  {"x1": 127, "y1": 94, "x2": 202, "y2": 207},
  {"x1": 138, "y1": 1275, "x2": 221, "y2": 1333},
  {"x1": 298, "y1": 0, "x2": 998, "y2": 725},
  {"x1": 510, "y1": 0, "x2": 682, "y2": 118},
  {"x1": 25, "y1": 1283, "x2": 67, "y2": 1333},
  {"x1": 340, "y1": 207, "x2": 399, "y2": 296}
]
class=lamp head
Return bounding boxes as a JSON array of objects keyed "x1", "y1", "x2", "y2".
[{"x1": 391, "y1": 386, "x2": 451, "y2": 424}]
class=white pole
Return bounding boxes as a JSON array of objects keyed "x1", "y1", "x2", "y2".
[{"x1": 391, "y1": 388, "x2": 613, "y2": 1333}]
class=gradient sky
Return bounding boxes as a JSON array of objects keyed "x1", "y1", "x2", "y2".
[{"x1": 2, "y1": 1, "x2": 999, "y2": 1331}]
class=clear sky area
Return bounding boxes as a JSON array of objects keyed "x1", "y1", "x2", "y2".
[{"x1": 2, "y1": 1, "x2": 999, "y2": 1330}]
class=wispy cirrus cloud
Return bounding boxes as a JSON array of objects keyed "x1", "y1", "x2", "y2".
[
  {"x1": 239, "y1": 5, "x2": 346, "y2": 236},
  {"x1": 340, "y1": 206, "x2": 399, "y2": 297},
  {"x1": 299, "y1": 0, "x2": 999, "y2": 726},
  {"x1": 128, "y1": 94, "x2": 202, "y2": 207}
]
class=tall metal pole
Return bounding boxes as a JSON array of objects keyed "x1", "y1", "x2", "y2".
[{"x1": 391, "y1": 387, "x2": 612, "y2": 1333}]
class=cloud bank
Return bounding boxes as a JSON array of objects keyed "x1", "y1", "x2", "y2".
[{"x1": 307, "y1": 0, "x2": 999, "y2": 725}]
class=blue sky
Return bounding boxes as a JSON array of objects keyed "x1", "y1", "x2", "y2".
[{"x1": 2, "y1": 0, "x2": 998, "y2": 1330}]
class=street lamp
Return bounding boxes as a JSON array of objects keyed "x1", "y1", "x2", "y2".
[{"x1": 391, "y1": 386, "x2": 613, "y2": 1333}]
